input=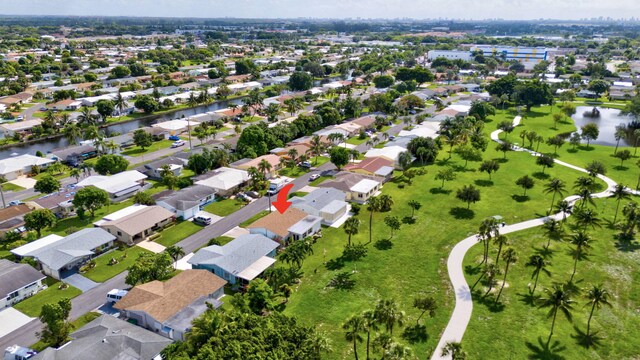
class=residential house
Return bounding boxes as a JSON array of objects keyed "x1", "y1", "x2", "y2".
[
  {"x1": 576, "y1": 89, "x2": 598, "y2": 98},
  {"x1": 33, "y1": 189, "x2": 76, "y2": 218},
  {"x1": 194, "y1": 167, "x2": 250, "y2": 197},
  {"x1": 48, "y1": 99, "x2": 82, "y2": 111},
  {"x1": 270, "y1": 143, "x2": 310, "y2": 161},
  {"x1": 290, "y1": 188, "x2": 349, "y2": 225},
  {"x1": 104, "y1": 133, "x2": 134, "y2": 151},
  {"x1": 0, "y1": 119, "x2": 45, "y2": 137},
  {"x1": 248, "y1": 208, "x2": 322, "y2": 243},
  {"x1": 114, "y1": 270, "x2": 226, "y2": 341},
  {"x1": 0, "y1": 259, "x2": 46, "y2": 308},
  {"x1": 139, "y1": 156, "x2": 186, "y2": 180},
  {"x1": 99, "y1": 205, "x2": 175, "y2": 244},
  {"x1": 157, "y1": 185, "x2": 216, "y2": 220},
  {"x1": 21, "y1": 228, "x2": 116, "y2": 280},
  {"x1": 350, "y1": 115, "x2": 376, "y2": 129},
  {"x1": 364, "y1": 145, "x2": 410, "y2": 169},
  {"x1": 151, "y1": 119, "x2": 198, "y2": 136},
  {"x1": 10, "y1": 234, "x2": 63, "y2": 259},
  {"x1": 31, "y1": 315, "x2": 172, "y2": 360},
  {"x1": 0, "y1": 203, "x2": 35, "y2": 237},
  {"x1": 76, "y1": 170, "x2": 148, "y2": 202},
  {"x1": 318, "y1": 172, "x2": 383, "y2": 204},
  {"x1": 50, "y1": 144, "x2": 97, "y2": 166},
  {"x1": 230, "y1": 154, "x2": 282, "y2": 179},
  {"x1": 189, "y1": 233, "x2": 279, "y2": 285},
  {"x1": 343, "y1": 156, "x2": 395, "y2": 182}
]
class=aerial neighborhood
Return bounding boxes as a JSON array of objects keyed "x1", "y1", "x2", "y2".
[{"x1": 1, "y1": 11, "x2": 640, "y2": 360}]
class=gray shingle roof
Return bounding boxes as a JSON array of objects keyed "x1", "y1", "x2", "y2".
[
  {"x1": 31, "y1": 314, "x2": 171, "y2": 360},
  {"x1": 188, "y1": 234, "x2": 279, "y2": 276},
  {"x1": 29, "y1": 228, "x2": 115, "y2": 271},
  {"x1": 290, "y1": 188, "x2": 346, "y2": 212},
  {"x1": 0, "y1": 259, "x2": 46, "y2": 298},
  {"x1": 157, "y1": 185, "x2": 216, "y2": 211}
]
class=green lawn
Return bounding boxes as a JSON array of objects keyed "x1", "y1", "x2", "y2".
[
  {"x1": 204, "y1": 198, "x2": 245, "y2": 217},
  {"x1": 120, "y1": 140, "x2": 173, "y2": 156},
  {"x1": 1, "y1": 182, "x2": 25, "y2": 192},
  {"x1": 347, "y1": 136, "x2": 368, "y2": 145},
  {"x1": 309, "y1": 175, "x2": 333, "y2": 186},
  {"x1": 155, "y1": 220, "x2": 203, "y2": 247},
  {"x1": 239, "y1": 210, "x2": 270, "y2": 228},
  {"x1": 278, "y1": 166, "x2": 310, "y2": 178},
  {"x1": 284, "y1": 125, "x2": 607, "y2": 358},
  {"x1": 14, "y1": 281, "x2": 82, "y2": 317},
  {"x1": 82, "y1": 246, "x2": 151, "y2": 282},
  {"x1": 462, "y1": 197, "x2": 640, "y2": 359},
  {"x1": 43, "y1": 199, "x2": 135, "y2": 237}
]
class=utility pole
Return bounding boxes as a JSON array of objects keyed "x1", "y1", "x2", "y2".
[{"x1": 0, "y1": 185, "x2": 5, "y2": 208}]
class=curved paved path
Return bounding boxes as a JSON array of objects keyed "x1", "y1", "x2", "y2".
[{"x1": 431, "y1": 115, "x2": 621, "y2": 360}]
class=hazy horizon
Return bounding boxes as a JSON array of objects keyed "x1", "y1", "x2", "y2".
[{"x1": 2, "y1": 0, "x2": 640, "y2": 21}]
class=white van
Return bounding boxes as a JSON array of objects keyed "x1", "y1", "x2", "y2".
[
  {"x1": 267, "y1": 177, "x2": 288, "y2": 196},
  {"x1": 194, "y1": 215, "x2": 212, "y2": 226},
  {"x1": 107, "y1": 289, "x2": 128, "y2": 303}
]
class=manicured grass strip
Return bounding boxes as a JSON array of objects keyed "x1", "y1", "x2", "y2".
[
  {"x1": 14, "y1": 282, "x2": 82, "y2": 317},
  {"x1": 204, "y1": 198, "x2": 245, "y2": 217},
  {"x1": 239, "y1": 210, "x2": 270, "y2": 228},
  {"x1": 155, "y1": 220, "x2": 203, "y2": 247},
  {"x1": 82, "y1": 246, "x2": 151, "y2": 282},
  {"x1": 120, "y1": 140, "x2": 173, "y2": 156}
]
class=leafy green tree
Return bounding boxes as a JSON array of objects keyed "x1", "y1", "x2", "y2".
[
  {"x1": 513, "y1": 80, "x2": 554, "y2": 111},
  {"x1": 581, "y1": 123, "x2": 599, "y2": 147},
  {"x1": 247, "y1": 279, "x2": 274, "y2": 314},
  {"x1": 539, "y1": 284, "x2": 574, "y2": 343},
  {"x1": 441, "y1": 341, "x2": 467, "y2": 360},
  {"x1": 134, "y1": 95, "x2": 159, "y2": 114},
  {"x1": 132, "y1": 191, "x2": 155, "y2": 205},
  {"x1": 132, "y1": 129, "x2": 153, "y2": 150},
  {"x1": 413, "y1": 295, "x2": 437, "y2": 325},
  {"x1": 289, "y1": 71, "x2": 313, "y2": 91},
  {"x1": 479, "y1": 160, "x2": 500, "y2": 180},
  {"x1": 94, "y1": 154, "x2": 129, "y2": 175},
  {"x1": 455, "y1": 145, "x2": 482, "y2": 167},
  {"x1": 384, "y1": 216, "x2": 401, "y2": 238},
  {"x1": 435, "y1": 167, "x2": 456, "y2": 188},
  {"x1": 373, "y1": 75, "x2": 394, "y2": 88},
  {"x1": 495, "y1": 140, "x2": 513, "y2": 159},
  {"x1": 110, "y1": 65, "x2": 131, "y2": 78},
  {"x1": 235, "y1": 58, "x2": 256, "y2": 75},
  {"x1": 486, "y1": 74, "x2": 518, "y2": 97},
  {"x1": 24, "y1": 208, "x2": 56, "y2": 237},
  {"x1": 614, "y1": 149, "x2": 631, "y2": 166},
  {"x1": 585, "y1": 285, "x2": 612, "y2": 336},
  {"x1": 587, "y1": 79, "x2": 609, "y2": 98},
  {"x1": 128, "y1": 62, "x2": 146, "y2": 77},
  {"x1": 546, "y1": 136, "x2": 565, "y2": 155},
  {"x1": 407, "y1": 136, "x2": 439, "y2": 164},
  {"x1": 456, "y1": 185, "x2": 481, "y2": 209},
  {"x1": 515, "y1": 175, "x2": 535, "y2": 196},
  {"x1": 536, "y1": 155, "x2": 555, "y2": 174},
  {"x1": 469, "y1": 101, "x2": 496, "y2": 121},
  {"x1": 329, "y1": 146, "x2": 350, "y2": 170},
  {"x1": 95, "y1": 99, "x2": 114, "y2": 121},
  {"x1": 34, "y1": 174, "x2": 60, "y2": 194},
  {"x1": 125, "y1": 252, "x2": 174, "y2": 285},
  {"x1": 407, "y1": 200, "x2": 421, "y2": 218},
  {"x1": 38, "y1": 298, "x2": 72, "y2": 347},
  {"x1": 343, "y1": 217, "x2": 360, "y2": 246},
  {"x1": 72, "y1": 186, "x2": 109, "y2": 217}
]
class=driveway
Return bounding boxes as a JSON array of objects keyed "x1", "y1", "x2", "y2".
[
  {"x1": 62, "y1": 272, "x2": 99, "y2": 292},
  {"x1": 0, "y1": 308, "x2": 35, "y2": 338}
]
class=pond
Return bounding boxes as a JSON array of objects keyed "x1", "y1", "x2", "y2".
[{"x1": 571, "y1": 106, "x2": 636, "y2": 147}]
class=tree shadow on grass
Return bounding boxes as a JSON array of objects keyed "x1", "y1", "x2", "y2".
[
  {"x1": 518, "y1": 291, "x2": 539, "y2": 306},
  {"x1": 567, "y1": 148, "x2": 579, "y2": 154},
  {"x1": 429, "y1": 187, "x2": 452, "y2": 195},
  {"x1": 533, "y1": 245, "x2": 554, "y2": 259},
  {"x1": 493, "y1": 158, "x2": 509, "y2": 164},
  {"x1": 470, "y1": 289, "x2": 506, "y2": 312},
  {"x1": 402, "y1": 324, "x2": 428, "y2": 344},
  {"x1": 577, "y1": 145, "x2": 595, "y2": 152},
  {"x1": 512, "y1": 194, "x2": 530, "y2": 202},
  {"x1": 450, "y1": 207, "x2": 475, "y2": 219},
  {"x1": 525, "y1": 336, "x2": 567, "y2": 360},
  {"x1": 374, "y1": 239, "x2": 393, "y2": 250},
  {"x1": 325, "y1": 257, "x2": 345, "y2": 270},
  {"x1": 571, "y1": 326, "x2": 603, "y2": 349},
  {"x1": 475, "y1": 179, "x2": 494, "y2": 187},
  {"x1": 614, "y1": 165, "x2": 629, "y2": 171},
  {"x1": 464, "y1": 264, "x2": 482, "y2": 276},
  {"x1": 614, "y1": 238, "x2": 640, "y2": 252},
  {"x1": 532, "y1": 172, "x2": 551, "y2": 180}
]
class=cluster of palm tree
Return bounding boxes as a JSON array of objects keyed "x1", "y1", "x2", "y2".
[
  {"x1": 240, "y1": 88, "x2": 266, "y2": 117},
  {"x1": 439, "y1": 116, "x2": 488, "y2": 159},
  {"x1": 343, "y1": 299, "x2": 411, "y2": 360},
  {"x1": 192, "y1": 122, "x2": 221, "y2": 145},
  {"x1": 283, "y1": 97, "x2": 304, "y2": 117},
  {"x1": 366, "y1": 195, "x2": 394, "y2": 244}
]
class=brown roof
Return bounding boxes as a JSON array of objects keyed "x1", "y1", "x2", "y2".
[
  {"x1": 344, "y1": 156, "x2": 393, "y2": 174},
  {"x1": 234, "y1": 154, "x2": 281, "y2": 170},
  {"x1": 0, "y1": 204, "x2": 32, "y2": 222},
  {"x1": 0, "y1": 96, "x2": 22, "y2": 105},
  {"x1": 274, "y1": 144, "x2": 310, "y2": 158},
  {"x1": 317, "y1": 172, "x2": 380, "y2": 193},
  {"x1": 247, "y1": 208, "x2": 307, "y2": 237},
  {"x1": 114, "y1": 270, "x2": 226, "y2": 322},
  {"x1": 350, "y1": 116, "x2": 376, "y2": 128},
  {"x1": 100, "y1": 206, "x2": 174, "y2": 236}
]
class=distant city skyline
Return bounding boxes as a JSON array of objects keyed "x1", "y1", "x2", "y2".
[{"x1": 2, "y1": 0, "x2": 640, "y2": 21}]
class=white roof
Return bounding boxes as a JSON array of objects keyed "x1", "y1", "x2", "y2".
[
  {"x1": 0, "y1": 119, "x2": 43, "y2": 132},
  {"x1": 0, "y1": 154, "x2": 54, "y2": 175},
  {"x1": 364, "y1": 146, "x2": 407, "y2": 161},
  {"x1": 77, "y1": 170, "x2": 147, "y2": 195},
  {"x1": 398, "y1": 122, "x2": 439, "y2": 138},
  {"x1": 10, "y1": 234, "x2": 64, "y2": 257},
  {"x1": 195, "y1": 167, "x2": 250, "y2": 191},
  {"x1": 236, "y1": 256, "x2": 276, "y2": 281},
  {"x1": 93, "y1": 204, "x2": 148, "y2": 226},
  {"x1": 350, "y1": 179, "x2": 381, "y2": 193},
  {"x1": 613, "y1": 81, "x2": 634, "y2": 87},
  {"x1": 151, "y1": 119, "x2": 198, "y2": 131},
  {"x1": 447, "y1": 104, "x2": 471, "y2": 113}
]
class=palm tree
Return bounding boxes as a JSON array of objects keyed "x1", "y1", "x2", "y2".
[
  {"x1": 257, "y1": 159, "x2": 272, "y2": 178},
  {"x1": 544, "y1": 178, "x2": 566, "y2": 214},
  {"x1": 612, "y1": 184, "x2": 630, "y2": 223},
  {"x1": 287, "y1": 148, "x2": 299, "y2": 163},
  {"x1": 585, "y1": 285, "x2": 612, "y2": 336},
  {"x1": 526, "y1": 254, "x2": 550, "y2": 295},
  {"x1": 542, "y1": 218, "x2": 565, "y2": 248},
  {"x1": 114, "y1": 92, "x2": 126, "y2": 119},
  {"x1": 165, "y1": 245, "x2": 185, "y2": 268},
  {"x1": 483, "y1": 263, "x2": 500, "y2": 297},
  {"x1": 374, "y1": 299, "x2": 405, "y2": 336},
  {"x1": 441, "y1": 341, "x2": 466, "y2": 360},
  {"x1": 398, "y1": 151, "x2": 412, "y2": 174},
  {"x1": 495, "y1": 248, "x2": 517, "y2": 304},
  {"x1": 478, "y1": 217, "x2": 500, "y2": 265},
  {"x1": 569, "y1": 231, "x2": 592, "y2": 282},
  {"x1": 407, "y1": 200, "x2": 421, "y2": 218},
  {"x1": 77, "y1": 106, "x2": 96, "y2": 126},
  {"x1": 493, "y1": 235, "x2": 509, "y2": 266},
  {"x1": 63, "y1": 123, "x2": 81, "y2": 145},
  {"x1": 70, "y1": 168, "x2": 82, "y2": 183},
  {"x1": 555, "y1": 199, "x2": 572, "y2": 222},
  {"x1": 343, "y1": 217, "x2": 360, "y2": 246},
  {"x1": 361, "y1": 310, "x2": 378, "y2": 360},
  {"x1": 577, "y1": 187, "x2": 595, "y2": 208},
  {"x1": 613, "y1": 125, "x2": 627, "y2": 155},
  {"x1": 367, "y1": 197, "x2": 381, "y2": 244},
  {"x1": 105, "y1": 140, "x2": 119, "y2": 154},
  {"x1": 308, "y1": 135, "x2": 325, "y2": 165},
  {"x1": 343, "y1": 315, "x2": 365, "y2": 360},
  {"x1": 539, "y1": 284, "x2": 574, "y2": 344},
  {"x1": 187, "y1": 92, "x2": 198, "y2": 108},
  {"x1": 573, "y1": 208, "x2": 601, "y2": 231},
  {"x1": 58, "y1": 113, "x2": 72, "y2": 127}
]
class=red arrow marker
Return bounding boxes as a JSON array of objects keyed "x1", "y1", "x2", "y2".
[{"x1": 272, "y1": 183, "x2": 295, "y2": 214}]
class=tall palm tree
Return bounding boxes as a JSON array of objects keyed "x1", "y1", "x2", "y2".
[
  {"x1": 257, "y1": 159, "x2": 272, "y2": 178},
  {"x1": 544, "y1": 178, "x2": 566, "y2": 214},
  {"x1": 569, "y1": 231, "x2": 592, "y2": 282},
  {"x1": 105, "y1": 140, "x2": 119, "y2": 154},
  {"x1": 58, "y1": 113, "x2": 72, "y2": 127},
  {"x1": 577, "y1": 187, "x2": 595, "y2": 208},
  {"x1": 495, "y1": 248, "x2": 517, "y2": 304},
  {"x1": 361, "y1": 310, "x2": 378, "y2": 360},
  {"x1": 114, "y1": 92, "x2": 126, "y2": 119},
  {"x1": 165, "y1": 245, "x2": 185, "y2": 268},
  {"x1": 70, "y1": 168, "x2": 82, "y2": 183},
  {"x1": 478, "y1": 217, "x2": 500, "y2": 265},
  {"x1": 573, "y1": 208, "x2": 601, "y2": 231},
  {"x1": 542, "y1": 218, "x2": 565, "y2": 248},
  {"x1": 493, "y1": 235, "x2": 509, "y2": 266},
  {"x1": 613, "y1": 125, "x2": 627, "y2": 155},
  {"x1": 539, "y1": 284, "x2": 574, "y2": 344},
  {"x1": 77, "y1": 106, "x2": 96, "y2": 126},
  {"x1": 343, "y1": 315, "x2": 365, "y2": 360},
  {"x1": 612, "y1": 184, "x2": 631, "y2": 223},
  {"x1": 343, "y1": 217, "x2": 360, "y2": 246},
  {"x1": 483, "y1": 263, "x2": 500, "y2": 297},
  {"x1": 367, "y1": 197, "x2": 381, "y2": 244},
  {"x1": 308, "y1": 135, "x2": 325, "y2": 165},
  {"x1": 187, "y1": 92, "x2": 198, "y2": 108},
  {"x1": 63, "y1": 123, "x2": 81, "y2": 145},
  {"x1": 585, "y1": 285, "x2": 612, "y2": 336},
  {"x1": 526, "y1": 254, "x2": 550, "y2": 295},
  {"x1": 441, "y1": 341, "x2": 467, "y2": 360},
  {"x1": 374, "y1": 299, "x2": 405, "y2": 336},
  {"x1": 554, "y1": 199, "x2": 572, "y2": 222}
]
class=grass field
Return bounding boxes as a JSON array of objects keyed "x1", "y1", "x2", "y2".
[
  {"x1": 462, "y1": 197, "x2": 640, "y2": 359},
  {"x1": 82, "y1": 246, "x2": 151, "y2": 282},
  {"x1": 120, "y1": 140, "x2": 173, "y2": 156},
  {"x1": 283, "y1": 112, "x2": 608, "y2": 359},
  {"x1": 347, "y1": 136, "x2": 368, "y2": 145},
  {"x1": 14, "y1": 281, "x2": 82, "y2": 317},
  {"x1": 1, "y1": 182, "x2": 25, "y2": 192},
  {"x1": 155, "y1": 220, "x2": 203, "y2": 247},
  {"x1": 204, "y1": 198, "x2": 245, "y2": 216},
  {"x1": 43, "y1": 198, "x2": 135, "y2": 236}
]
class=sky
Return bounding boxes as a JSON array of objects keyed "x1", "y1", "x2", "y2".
[{"x1": 2, "y1": 0, "x2": 640, "y2": 20}]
